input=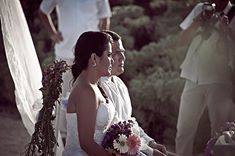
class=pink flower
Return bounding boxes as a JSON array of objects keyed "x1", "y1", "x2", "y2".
[{"x1": 127, "y1": 134, "x2": 141, "y2": 154}]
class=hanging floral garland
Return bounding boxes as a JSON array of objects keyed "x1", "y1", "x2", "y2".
[{"x1": 24, "y1": 60, "x2": 69, "y2": 156}]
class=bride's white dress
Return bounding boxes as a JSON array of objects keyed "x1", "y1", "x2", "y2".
[{"x1": 63, "y1": 100, "x2": 116, "y2": 156}]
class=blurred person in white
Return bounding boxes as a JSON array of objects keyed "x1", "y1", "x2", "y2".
[
  {"x1": 38, "y1": 0, "x2": 112, "y2": 142},
  {"x1": 99, "y1": 30, "x2": 177, "y2": 156},
  {"x1": 176, "y1": 0, "x2": 235, "y2": 156}
]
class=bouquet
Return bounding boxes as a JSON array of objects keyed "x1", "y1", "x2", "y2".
[
  {"x1": 204, "y1": 122, "x2": 235, "y2": 156},
  {"x1": 102, "y1": 120, "x2": 145, "y2": 156}
]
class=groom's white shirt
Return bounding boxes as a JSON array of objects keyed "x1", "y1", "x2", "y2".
[{"x1": 99, "y1": 76, "x2": 154, "y2": 144}]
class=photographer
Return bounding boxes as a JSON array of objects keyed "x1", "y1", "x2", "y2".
[{"x1": 176, "y1": 1, "x2": 235, "y2": 156}]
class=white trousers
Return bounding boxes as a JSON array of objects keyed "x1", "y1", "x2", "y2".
[
  {"x1": 176, "y1": 80, "x2": 235, "y2": 156},
  {"x1": 55, "y1": 56, "x2": 73, "y2": 139}
]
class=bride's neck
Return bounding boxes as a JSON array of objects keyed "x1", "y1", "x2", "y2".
[{"x1": 79, "y1": 70, "x2": 99, "y2": 85}]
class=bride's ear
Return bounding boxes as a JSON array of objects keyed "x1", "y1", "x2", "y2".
[{"x1": 90, "y1": 53, "x2": 97, "y2": 67}]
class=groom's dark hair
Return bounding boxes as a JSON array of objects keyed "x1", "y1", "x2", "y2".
[{"x1": 102, "y1": 30, "x2": 121, "y2": 41}]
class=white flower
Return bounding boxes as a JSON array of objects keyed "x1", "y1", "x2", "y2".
[{"x1": 113, "y1": 134, "x2": 128, "y2": 153}]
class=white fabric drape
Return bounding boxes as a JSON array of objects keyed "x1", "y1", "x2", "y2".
[
  {"x1": 0, "y1": 0, "x2": 42, "y2": 135},
  {"x1": 0, "y1": 0, "x2": 63, "y2": 155}
]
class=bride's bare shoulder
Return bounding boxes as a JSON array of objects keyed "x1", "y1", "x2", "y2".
[{"x1": 67, "y1": 83, "x2": 97, "y2": 112}]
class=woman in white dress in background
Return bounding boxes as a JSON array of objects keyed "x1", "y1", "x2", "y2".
[{"x1": 63, "y1": 31, "x2": 115, "y2": 156}]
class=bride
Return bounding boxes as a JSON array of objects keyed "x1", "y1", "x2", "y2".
[{"x1": 62, "y1": 31, "x2": 116, "y2": 156}]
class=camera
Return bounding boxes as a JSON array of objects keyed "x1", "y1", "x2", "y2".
[
  {"x1": 200, "y1": 2, "x2": 217, "y2": 40},
  {"x1": 201, "y1": 2, "x2": 216, "y2": 20}
]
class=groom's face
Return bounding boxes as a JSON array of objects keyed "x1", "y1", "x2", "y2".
[{"x1": 111, "y1": 39, "x2": 126, "y2": 76}]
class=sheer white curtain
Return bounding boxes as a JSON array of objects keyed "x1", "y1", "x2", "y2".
[
  {"x1": 0, "y1": 0, "x2": 42, "y2": 135},
  {"x1": 0, "y1": 0, "x2": 63, "y2": 155}
]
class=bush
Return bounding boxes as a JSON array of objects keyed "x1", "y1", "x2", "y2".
[
  {"x1": 111, "y1": 5, "x2": 154, "y2": 50},
  {"x1": 128, "y1": 70, "x2": 184, "y2": 144}
]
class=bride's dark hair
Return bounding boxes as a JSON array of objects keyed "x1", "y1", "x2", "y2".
[{"x1": 71, "y1": 31, "x2": 112, "y2": 82}]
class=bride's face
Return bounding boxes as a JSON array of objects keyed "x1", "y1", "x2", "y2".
[{"x1": 96, "y1": 43, "x2": 113, "y2": 77}]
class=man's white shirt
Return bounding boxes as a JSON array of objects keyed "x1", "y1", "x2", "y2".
[
  {"x1": 99, "y1": 76, "x2": 154, "y2": 144},
  {"x1": 179, "y1": 1, "x2": 235, "y2": 85}
]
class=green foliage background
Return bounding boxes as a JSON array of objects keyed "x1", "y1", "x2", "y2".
[{"x1": 1, "y1": 0, "x2": 234, "y2": 154}]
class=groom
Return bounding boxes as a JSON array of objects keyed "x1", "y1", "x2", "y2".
[{"x1": 99, "y1": 30, "x2": 176, "y2": 156}]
